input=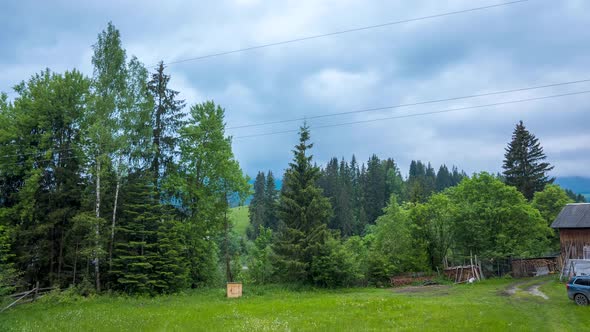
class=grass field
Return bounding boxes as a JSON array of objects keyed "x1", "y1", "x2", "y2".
[
  {"x1": 229, "y1": 206, "x2": 249, "y2": 237},
  {"x1": 1, "y1": 277, "x2": 589, "y2": 331}
]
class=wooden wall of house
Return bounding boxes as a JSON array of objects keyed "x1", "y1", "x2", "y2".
[{"x1": 559, "y1": 228, "x2": 590, "y2": 259}]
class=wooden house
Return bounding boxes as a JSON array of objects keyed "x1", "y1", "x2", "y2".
[{"x1": 551, "y1": 203, "x2": 590, "y2": 261}]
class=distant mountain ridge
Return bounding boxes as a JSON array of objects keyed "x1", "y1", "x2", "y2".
[{"x1": 555, "y1": 176, "x2": 590, "y2": 196}]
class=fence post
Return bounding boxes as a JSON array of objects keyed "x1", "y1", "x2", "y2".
[{"x1": 33, "y1": 281, "x2": 39, "y2": 302}]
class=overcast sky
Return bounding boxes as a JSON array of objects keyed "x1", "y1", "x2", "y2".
[{"x1": 1, "y1": 0, "x2": 589, "y2": 178}]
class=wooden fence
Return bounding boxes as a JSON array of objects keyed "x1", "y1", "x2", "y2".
[{"x1": 1, "y1": 282, "x2": 53, "y2": 313}]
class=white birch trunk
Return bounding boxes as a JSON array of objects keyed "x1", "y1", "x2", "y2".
[{"x1": 95, "y1": 159, "x2": 101, "y2": 292}]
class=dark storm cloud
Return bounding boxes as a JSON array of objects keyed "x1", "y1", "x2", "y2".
[{"x1": 1, "y1": 0, "x2": 589, "y2": 177}]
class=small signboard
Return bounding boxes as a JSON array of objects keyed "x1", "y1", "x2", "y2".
[{"x1": 226, "y1": 282, "x2": 242, "y2": 298}]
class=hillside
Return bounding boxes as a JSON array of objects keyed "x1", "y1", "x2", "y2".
[
  {"x1": 229, "y1": 206, "x2": 249, "y2": 237},
  {"x1": 555, "y1": 176, "x2": 590, "y2": 199}
]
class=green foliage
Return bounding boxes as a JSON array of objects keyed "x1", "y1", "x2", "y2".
[
  {"x1": 273, "y1": 124, "x2": 333, "y2": 284},
  {"x1": 410, "y1": 193, "x2": 456, "y2": 269},
  {"x1": 448, "y1": 173, "x2": 550, "y2": 259},
  {"x1": 503, "y1": 120, "x2": 554, "y2": 200},
  {"x1": 176, "y1": 101, "x2": 249, "y2": 286},
  {"x1": 367, "y1": 196, "x2": 429, "y2": 283},
  {"x1": 532, "y1": 184, "x2": 573, "y2": 249},
  {"x1": 3, "y1": 279, "x2": 590, "y2": 331},
  {"x1": 311, "y1": 236, "x2": 363, "y2": 287},
  {"x1": 147, "y1": 61, "x2": 185, "y2": 188},
  {"x1": 247, "y1": 226, "x2": 274, "y2": 284},
  {"x1": 152, "y1": 218, "x2": 190, "y2": 293},
  {"x1": 247, "y1": 172, "x2": 266, "y2": 239},
  {"x1": 0, "y1": 225, "x2": 19, "y2": 296}
]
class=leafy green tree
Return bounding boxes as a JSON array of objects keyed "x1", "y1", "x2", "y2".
[
  {"x1": 108, "y1": 56, "x2": 154, "y2": 270},
  {"x1": 367, "y1": 196, "x2": 429, "y2": 283},
  {"x1": 88, "y1": 22, "x2": 129, "y2": 291},
  {"x1": 273, "y1": 124, "x2": 332, "y2": 283},
  {"x1": 448, "y1": 173, "x2": 550, "y2": 259},
  {"x1": 410, "y1": 193, "x2": 456, "y2": 269},
  {"x1": 247, "y1": 226, "x2": 274, "y2": 284},
  {"x1": 310, "y1": 236, "x2": 360, "y2": 287},
  {"x1": 532, "y1": 184, "x2": 573, "y2": 248},
  {"x1": 176, "y1": 101, "x2": 248, "y2": 286},
  {"x1": 503, "y1": 121, "x2": 554, "y2": 200},
  {"x1": 0, "y1": 69, "x2": 90, "y2": 288}
]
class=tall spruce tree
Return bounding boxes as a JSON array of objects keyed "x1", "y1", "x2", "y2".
[
  {"x1": 363, "y1": 155, "x2": 387, "y2": 224},
  {"x1": 264, "y1": 171, "x2": 279, "y2": 230},
  {"x1": 503, "y1": 121, "x2": 554, "y2": 200},
  {"x1": 273, "y1": 124, "x2": 332, "y2": 283},
  {"x1": 148, "y1": 61, "x2": 186, "y2": 193},
  {"x1": 435, "y1": 164, "x2": 452, "y2": 191},
  {"x1": 248, "y1": 172, "x2": 266, "y2": 239},
  {"x1": 111, "y1": 174, "x2": 159, "y2": 294}
]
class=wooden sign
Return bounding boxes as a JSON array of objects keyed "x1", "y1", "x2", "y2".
[{"x1": 226, "y1": 282, "x2": 242, "y2": 298}]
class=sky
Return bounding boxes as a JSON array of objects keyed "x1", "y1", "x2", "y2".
[{"x1": 1, "y1": 0, "x2": 589, "y2": 178}]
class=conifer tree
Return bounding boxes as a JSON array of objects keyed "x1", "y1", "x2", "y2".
[
  {"x1": 435, "y1": 164, "x2": 452, "y2": 191},
  {"x1": 248, "y1": 172, "x2": 266, "y2": 239},
  {"x1": 111, "y1": 174, "x2": 159, "y2": 294},
  {"x1": 0, "y1": 225, "x2": 19, "y2": 296},
  {"x1": 152, "y1": 216, "x2": 189, "y2": 293},
  {"x1": 264, "y1": 171, "x2": 279, "y2": 230},
  {"x1": 273, "y1": 124, "x2": 332, "y2": 283},
  {"x1": 148, "y1": 61, "x2": 186, "y2": 192},
  {"x1": 503, "y1": 121, "x2": 554, "y2": 200},
  {"x1": 363, "y1": 155, "x2": 387, "y2": 224}
]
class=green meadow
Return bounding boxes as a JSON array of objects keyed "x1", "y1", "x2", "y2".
[{"x1": 1, "y1": 278, "x2": 588, "y2": 331}]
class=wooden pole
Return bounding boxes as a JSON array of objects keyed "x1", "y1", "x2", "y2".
[{"x1": 33, "y1": 281, "x2": 39, "y2": 302}]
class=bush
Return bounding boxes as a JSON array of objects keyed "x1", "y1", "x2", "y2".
[{"x1": 311, "y1": 237, "x2": 361, "y2": 288}]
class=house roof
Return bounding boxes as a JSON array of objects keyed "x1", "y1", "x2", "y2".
[{"x1": 551, "y1": 203, "x2": 590, "y2": 229}]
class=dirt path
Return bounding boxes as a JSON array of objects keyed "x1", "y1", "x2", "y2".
[
  {"x1": 504, "y1": 278, "x2": 550, "y2": 299},
  {"x1": 527, "y1": 284, "x2": 549, "y2": 300}
]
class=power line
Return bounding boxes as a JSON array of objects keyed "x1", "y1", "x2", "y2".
[
  {"x1": 161, "y1": 0, "x2": 530, "y2": 67},
  {"x1": 227, "y1": 78, "x2": 590, "y2": 130},
  {"x1": 232, "y1": 90, "x2": 590, "y2": 140},
  {"x1": 3, "y1": 90, "x2": 587, "y2": 162}
]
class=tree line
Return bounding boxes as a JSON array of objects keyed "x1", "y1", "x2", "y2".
[
  {"x1": 1, "y1": 22, "x2": 586, "y2": 295},
  {"x1": 0, "y1": 23, "x2": 248, "y2": 295},
  {"x1": 243, "y1": 121, "x2": 581, "y2": 287}
]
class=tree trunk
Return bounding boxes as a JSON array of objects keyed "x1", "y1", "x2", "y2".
[
  {"x1": 95, "y1": 159, "x2": 101, "y2": 292},
  {"x1": 58, "y1": 227, "x2": 65, "y2": 285},
  {"x1": 225, "y1": 193, "x2": 232, "y2": 282},
  {"x1": 73, "y1": 241, "x2": 78, "y2": 286},
  {"x1": 109, "y1": 157, "x2": 122, "y2": 271}
]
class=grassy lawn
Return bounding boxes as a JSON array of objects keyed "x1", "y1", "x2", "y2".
[
  {"x1": 229, "y1": 206, "x2": 249, "y2": 237},
  {"x1": 1, "y1": 277, "x2": 588, "y2": 331}
]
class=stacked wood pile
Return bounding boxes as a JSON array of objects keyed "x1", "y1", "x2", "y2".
[
  {"x1": 390, "y1": 276, "x2": 433, "y2": 287},
  {"x1": 443, "y1": 254, "x2": 484, "y2": 283},
  {"x1": 511, "y1": 257, "x2": 558, "y2": 278},
  {"x1": 443, "y1": 265, "x2": 482, "y2": 283}
]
